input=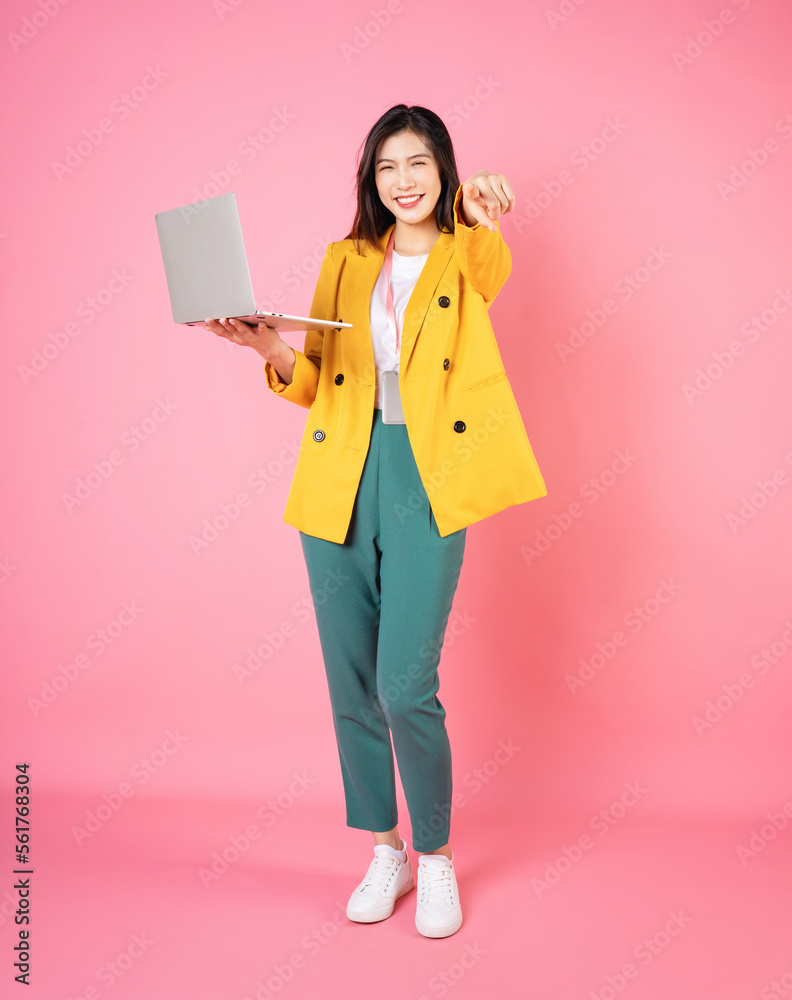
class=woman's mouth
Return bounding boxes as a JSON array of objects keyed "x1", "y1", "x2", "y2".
[{"x1": 394, "y1": 194, "x2": 424, "y2": 209}]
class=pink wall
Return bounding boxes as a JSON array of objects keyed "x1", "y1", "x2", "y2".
[{"x1": 2, "y1": 0, "x2": 792, "y2": 997}]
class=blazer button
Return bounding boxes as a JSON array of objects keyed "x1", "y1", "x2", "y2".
[
  {"x1": 453, "y1": 420, "x2": 466, "y2": 433},
  {"x1": 443, "y1": 358, "x2": 450, "y2": 371},
  {"x1": 334, "y1": 373, "x2": 344, "y2": 385},
  {"x1": 438, "y1": 296, "x2": 450, "y2": 308},
  {"x1": 313, "y1": 429, "x2": 325, "y2": 442}
]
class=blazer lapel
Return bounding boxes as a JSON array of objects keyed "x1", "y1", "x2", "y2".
[{"x1": 342, "y1": 224, "x2": 455, "y2": 373}]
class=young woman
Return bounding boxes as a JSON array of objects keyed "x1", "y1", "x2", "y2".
[{"x1": 204, "y1": 104, "x2": 547, "y2": 938}]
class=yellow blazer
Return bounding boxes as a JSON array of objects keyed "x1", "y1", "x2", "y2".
[{"x1": 265, "y1": 182, "x2": 547, "y2": 542}]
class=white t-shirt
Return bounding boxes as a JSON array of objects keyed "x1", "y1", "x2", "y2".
[{"x1": 369, "y1": 249, "x2": 429, "y2": 409}]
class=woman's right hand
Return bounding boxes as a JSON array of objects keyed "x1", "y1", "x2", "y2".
[
  {"x1": 203, "y1": 316, "x2": 295, "y2": 383},
  {"x1": 203, "y1": 316, "x2": 281, "y2": 357}
]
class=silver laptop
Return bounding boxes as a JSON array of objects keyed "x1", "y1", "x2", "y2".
[{"x1": 154, "y1": 192, "x2": 352, "y2": 331}]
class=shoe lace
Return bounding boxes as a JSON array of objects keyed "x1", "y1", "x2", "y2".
[
  {"x1": 360, "y1": 856, "x2": 399, "y2": 894},
  {"x1": 418, "y1": 862, "x2": 453, "y2": 905}
]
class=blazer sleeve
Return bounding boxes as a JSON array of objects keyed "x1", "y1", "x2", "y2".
[
  {"x1": 451, "y1": 182, "x2": 512, "y2": 306},
  {"x1": 264, "y1": 242, "x2": 338, "y2": 409}
]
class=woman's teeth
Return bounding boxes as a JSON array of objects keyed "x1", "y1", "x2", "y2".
[{"x1": 396, "y1": 194, "x2": 423, "y2": 206}]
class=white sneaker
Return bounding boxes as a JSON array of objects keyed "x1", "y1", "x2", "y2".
[
  {"x1": 415, "y1": 853, "x2": 463, "y2": 938},
  {"x1": 346, "y1": 841, "x2": 414, "y2": 923}
]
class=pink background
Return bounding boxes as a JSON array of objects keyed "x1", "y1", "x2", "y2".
[{"x1": 2, "y1": 0, "x2": 792, "y2": 997}]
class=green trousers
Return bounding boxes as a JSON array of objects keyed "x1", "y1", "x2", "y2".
[{"x1": 299, "y1": 408, "x2": 467, "y2": 852}]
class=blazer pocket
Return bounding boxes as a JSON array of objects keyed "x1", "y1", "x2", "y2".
[{"x1": 466, "y1": 371, "x2": 508, "y2": 392}]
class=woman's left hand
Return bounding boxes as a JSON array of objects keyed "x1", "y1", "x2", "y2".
[{"x1": 460, "y1": 171, "x2": 516, "y2": 231}]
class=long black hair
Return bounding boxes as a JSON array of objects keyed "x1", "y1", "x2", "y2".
[{"x1": 344, "y1": 104, "x2": 461, "y2": 255}]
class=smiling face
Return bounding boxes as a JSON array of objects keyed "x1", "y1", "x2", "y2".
[{"x1": 374, "y1": 129, "x2": 443, "y2": 232}]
